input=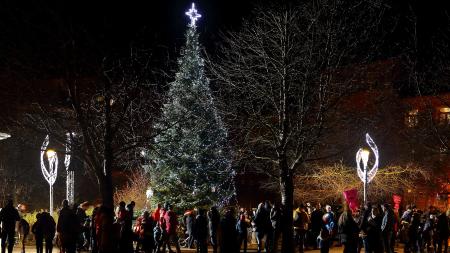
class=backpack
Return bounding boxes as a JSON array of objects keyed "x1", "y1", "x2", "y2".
[{"x1": 293, "y1": 211, "x2": 303, "y2": 228}]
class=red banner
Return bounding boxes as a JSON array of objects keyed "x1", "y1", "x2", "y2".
[
  {"x1": 393, "y1": 194, "x2": 402, "y2": 211},
  {"x1": 343, "y1": 188, "x2": 359, "y2": 212}
]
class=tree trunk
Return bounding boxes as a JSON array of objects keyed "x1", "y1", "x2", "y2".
[
  {"x1": 99, "y1": 172, "x2": 114, "y2": 208},
  {"x1": 280, "y1": 156, "x2": 294, "y2": 253}
]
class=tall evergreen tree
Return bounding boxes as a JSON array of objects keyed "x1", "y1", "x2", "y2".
[{"x1": 148, "y1": 4, "x2": 235, "y2": 209}]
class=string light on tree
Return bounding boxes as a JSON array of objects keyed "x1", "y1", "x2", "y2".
[
  {"x1": 65, "y1": 133, "x2": 74, "y2": 205},
  {"x1": 148, "y1": 2, "x2": 236, "y2": 209},
  {"x1": 185, "y1": 3, "x2": 201, "y2": 27},
  {"x1": 356, "y1": 133, "x2": 379, "y2": 204}
]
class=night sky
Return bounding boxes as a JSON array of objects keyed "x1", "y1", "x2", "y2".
[
  {"x1": 0, "y1": 0, "x2": 448, "y2": 208},
  {"x1": 0, "y1": 0, "x2": 448, "y2": 66}
]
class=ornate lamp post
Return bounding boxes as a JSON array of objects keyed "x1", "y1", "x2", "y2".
[
  {"x1": 41, "y1": 135, "x2": 58, "y2": 216},
  {"x1": 0, "y1": 132, "x2": 11, "y2": 140},
  {"x1": 356, "y1": 133, "x2": 379, "y2": 204}
]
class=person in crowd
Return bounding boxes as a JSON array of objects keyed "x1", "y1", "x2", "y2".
[
  {"x1": 194, "y1": 208, "x2": 208, "y2": 253},
  {"x1": 32, "y1": 213, "x2": 44, "y2": 253},
  {"x1": 96, "y1": 205, "x2": 117, "y2": 253},
  {"x1": 381, "y1": 204, "x2": 395, "y2": 253},
  {"x1": 208, "y1": 206, "x2": 221, "y2": 253},
  {"x1": 366, "y1": 205, "x2": 383, "y2": 253},
  {"x1": 183, "y1": 209, "x2": 196, "y2": 249},
  {"x1": 359, "y1": 203, "x2": 372, "y2": 253},
  {"x1": 310, "y1": 203, "x2": 324, "y2": 249},
  {"x1": 164, "y1": 204, "x2": 181, "y2": 253},
  {"x1": 237, "y1": 212, "x2": 249, "y2": 253},
  {"x1": 134, "y1": 212, "x2": 145, "y2": 252},
  {"x1": 18, "y1": 216, "x2": 30, "y2": 253},
  {"x1": 270, "y1": 203, "x2": 282, "y2": 253},
  {"x1": 220, "y1": 208, "x2": 239, "y2": 253},
  {"x1": 406, "y1": 212, "x2": 420, "y2": 253},
  {"x1": 41, "y1": 212, "x2": 56, "y2": 253},
  {"x1": 125, "y1": 202, "x2": 135, "y2": 253},
  {"x1": 253, "y1": 202, "x2": 270, "y2": 253},
  {"x1": 140, "y1": 211, "x2": 155, "y2": 253},
  {"x1": 421, "y1": 213, "x2": 435, "y2": 252},
  {"x1": 401, "y1": 205, "x2": 413, "y2": 223},
  {"x1": 57, "y1": 199, "x2": 80, "y2": 253},
  {"x1": 153, "y1": 203, "x2": 162, "y2": 225},
  {"x1": 294, "y1": 204, "x2": 311, "y2": 253},
  {"x1": 154, "y1": 217, "x2": 164, "y2": 253},
  {"x1": 90, "y1": 207, "x2": 99, "y2": 253},
  {"x1": 264, "y1": 201, "x2": 274, "y2": 252},
  {"x1": 75, "y1": 203, "x2": 88, "y2": 250},
  {"x1": 435, "y1": 211, "x2": 449, "y2": 253},
  {"x1": 338, "y1": 204, "x2": 359, "y2": 253},
  {"x1": 116, "y1": 201, "x2": 129, "y2": 252},
  {"x1": 318, "y1": 210, "x2": 335, "y2": 253},
  {"x1": 0, "y1": 199, "x2": 20, "y2": 253}
]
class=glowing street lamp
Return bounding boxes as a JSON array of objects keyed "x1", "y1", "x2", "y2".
[
  {"x1": 356, "y1": 133, "x2": 379, "y2": 204},
  {"x1": 0, "y1": 132, "x2": 11, "y2": 140},
  {"x1": 41, "y1": 135, "x2": 59, "y2": 216}
]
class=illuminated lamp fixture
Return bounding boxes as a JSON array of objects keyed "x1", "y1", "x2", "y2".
[{"x1": 356, "y1": 133, "x2": 379, "y2": 204}]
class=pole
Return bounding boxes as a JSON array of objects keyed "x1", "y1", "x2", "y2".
[
  {"x1": 50, "y1": 185, "x2": 53, "y2": 216},
  {"x1": 363, "y1": 160, "x2": 368, "y2": 205}
]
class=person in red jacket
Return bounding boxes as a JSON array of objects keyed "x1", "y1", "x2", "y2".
[
  {"x1": 163, "y1": 204, "x2": 181, "y2": 253},
  {"x1": 153, "y1": 203, "x2": 162, "y2": 223}
]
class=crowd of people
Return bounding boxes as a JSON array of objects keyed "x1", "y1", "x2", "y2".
[{"x1": 0, "y1": 198, "x2": 450, "y2": 253}]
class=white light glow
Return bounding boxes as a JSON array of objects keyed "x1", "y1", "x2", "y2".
[
  {"x1": 185, "y1": 3, "x2": 201, "y2": 27},
  {"x1": 40, "y1": 135, "x2": 58, "y2": 216},
  {"x1": 0, "y1": 132, "x2": 11, "y2": 140},
  {"x1": 356, "y1": 133, "x2": 379, "y2": 204},
  {"x1": 146, "y1": 187, "x2": 153, "y2": 199},
  {"x1": 356, "y1": 133, "x2": 379, "y2": 183}
]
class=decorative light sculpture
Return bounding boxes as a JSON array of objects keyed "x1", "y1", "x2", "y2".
[
  {"x1": 186, "y1": 3, "x2": 201, "y2": 27},
  {"x1": 40, "y1": 135, "x2": 58, "y2": 216},
  {"x1": 356, "y1": 133, "x2": 379, "y2": 204},
  {"x1": 65, "y1": 133, "x2": 74, "y2": 205},
  {"x1": 0, "y1": 132, "x2": 11, "y2": 140}
]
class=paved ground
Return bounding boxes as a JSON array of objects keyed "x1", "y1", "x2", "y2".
[{"x1": 8, "y1": 244, "x2": 405, "y2": 253}]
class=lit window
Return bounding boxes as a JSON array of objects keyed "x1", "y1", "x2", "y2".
[
  {"x1": 439, "y1": 107, "x2": 450, "y2": 125},
  {"x1": 405, "y1": 109, "x2": 418, "y2": 128}
]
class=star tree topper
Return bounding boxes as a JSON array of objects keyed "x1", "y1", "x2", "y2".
[{"x1": 186, "y1": 3, "x2": 201, "y2": 27}]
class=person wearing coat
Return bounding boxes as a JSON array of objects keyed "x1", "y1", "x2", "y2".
[
  {"x1": 194, "y1": 209, "x2": 208, "y2": 253},
  {"x1": 220, "y1": 208, "x2": 239, "y2": 253},
  {"x1": 41, "y1": 212, "x2": 56, "y2": 253},
  {"x1": 381, "y1": 204, "x2": 395, "y2": 253},
  {"x1": 253, "y1": 203, "x2": 270, "y2": 253},
  {"x1": 435, "y1": 211, "x2": 449, "y2": 253},
  {"x1": 140, "y1": 211, "x2": 155, "y2": 253},
  {"x1": 366, "y1": 206, "x2": 383, "y2": 253},
  {"x1": 338, "y1": 205, "x2": 359, "y2": 253},
  {"x1": 183, "y1": 210, "x2": 196, "y2": 249},
  {"x1": 237, "y1": 213, "x2": 249, "y2": 253},
  {"x1": 208, "y1": 206, "x2": 221, "y2": 253},
  {"x1": 57, "y1": 200, "x2": 80, "y2": 253},
  {"x1": 270, "y1": 203, "x2": 282, "y2": 253},
  {"x1": 32, "y1": 213, "x2": 44, "y2": 253}
]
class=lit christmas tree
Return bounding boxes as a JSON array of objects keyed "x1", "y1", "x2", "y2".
[{"x1": 148, "y1": 3, "x2": 235, "y2": 209}]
